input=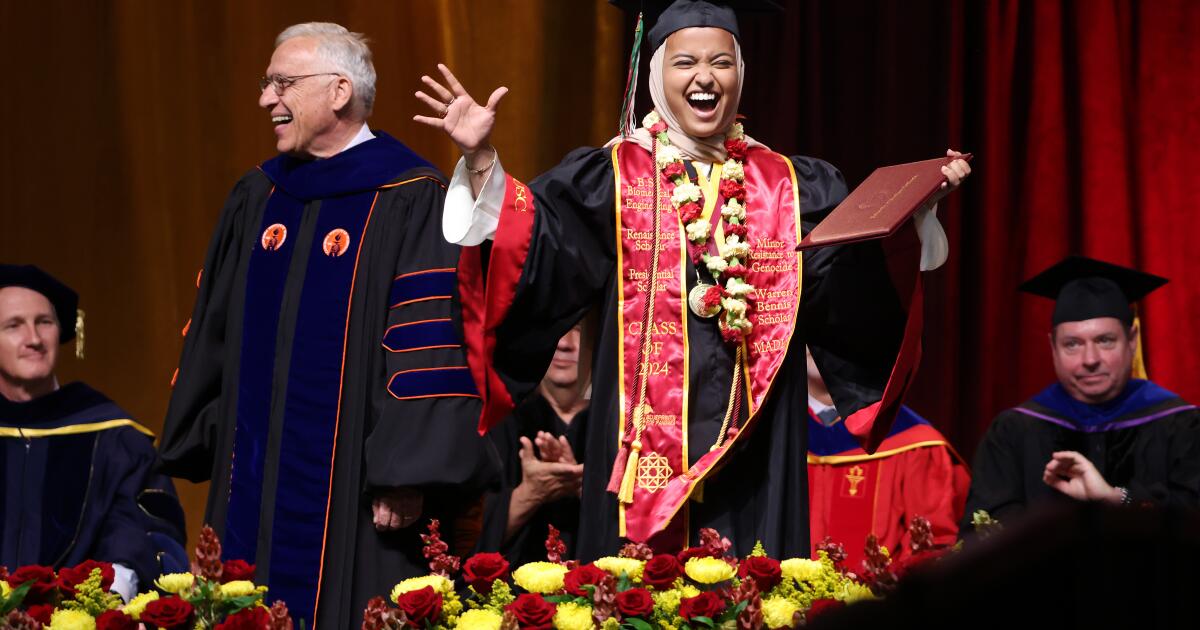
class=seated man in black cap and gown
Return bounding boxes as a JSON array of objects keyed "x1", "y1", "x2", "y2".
[
  {"x1": 964, "y1": 256, "x2": 1200, "y2": 531},
  {"x1": 0, "y1": 265, "x2": 187, "y2": 600}
]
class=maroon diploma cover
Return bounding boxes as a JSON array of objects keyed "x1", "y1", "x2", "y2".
[{"x1": 796, "y1": 154, "x2": 972, "y2": 251}]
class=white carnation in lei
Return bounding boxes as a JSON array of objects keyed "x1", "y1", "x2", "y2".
[
  {"x1": 724, "y1": 241, "x2": 752, "y2": 260},
  {"x1": 722, "y1": 159, "x2": 745, "y2": 182},
  {"x1": 721, "y1": 297, "x2": 747, "y2": 318},
  {"x1": 686, "y1": 220, "x2": 711, "y2": 243},
  {"x1": 656, "y1": 145, "x2": 683, "y2": 169},
  {"x1": 672, "y1": 181, "x2": 702, "y2": 206},
  {"x1": 728, "y1": 122, "x2": 745, "y2": 140},
  {"x1": 721, "y1": 199, "x2": 746, "y2": 221},
  {"x1": 724, "y1": 277, "x2": 754, "y2": 297},
  {"x1": 705, "y1": 255, "x2": 728, "y2": 276}
]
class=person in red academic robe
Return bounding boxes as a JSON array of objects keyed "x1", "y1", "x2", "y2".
[{"x1": 805, "y1": 348, "x2": 970, "y2": 569}]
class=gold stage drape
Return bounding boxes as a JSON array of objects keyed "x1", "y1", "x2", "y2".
[{"x1": 0, "y1": 0, "x2": 623, "y2": 550}]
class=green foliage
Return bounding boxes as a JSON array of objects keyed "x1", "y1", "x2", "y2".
[
  {"x1": 0, "y1": 583, "x2": 32, "y2": 616},
  {"x1": 59, "y1": 568, "x2": 121, "y2": 616}
]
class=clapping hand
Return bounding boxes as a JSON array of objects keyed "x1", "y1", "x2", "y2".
[
  {"x1": 517, "y1": 434, "x2": 583, "y2": 504},
  {"x1": 1042, "y1": 450, "x2": 1123, "y2": 504}
]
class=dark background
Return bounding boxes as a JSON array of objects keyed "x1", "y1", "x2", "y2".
[{"x1": 2, "y1": 0, "x2": 1196, "y2": 550}]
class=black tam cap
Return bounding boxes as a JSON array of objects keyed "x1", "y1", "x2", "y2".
[
  {"x1": 611, "y1": 0, "x2": 783, "y2": 51},
  {"x1": 1019, "y1": 256, "x2": 1167, "y2": 326},
  {"x1": 0, "y1": 264, "x2": 78, "y2": 343}
]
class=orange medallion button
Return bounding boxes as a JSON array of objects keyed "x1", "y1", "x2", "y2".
[
  {"x1": 261, "y1": 224, "x2": 287, "y2": 251},
  {"x1": 323, "y1": 228, "x2": 351, "y2": 257}
]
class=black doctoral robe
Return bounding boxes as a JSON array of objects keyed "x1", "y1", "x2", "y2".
[
  {"x1": 0, "y1": 383, "x2": 187, "y2": 584},
  {"x1": 160, "y1": 132, "x2": 498, "y2": 629},
  {"x1": 470, "y1": 146, "x2": 918, "y2": 560},
  {"x1": 477, "y1": 394, "x2": 587, "y2": 566},
  {"x1": 963, "y1": 379, "x2": 1200, "y2": 534}
]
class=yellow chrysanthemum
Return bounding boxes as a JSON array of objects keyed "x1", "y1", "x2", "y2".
[
  {"x1": 761, "y1": 596, "x2": 800, "y2": 629},
  {"x1": 593, "y1": 557, "x2": 645, "y2": 581},
  {"x1": 780, "y1": 559, "x2": 825, "y2": 583},
  {"x1": 0, "y1": 580, "x2": 9, "y2": 597},
  {"x1": 390, "y1": 575, "x2": 454, "y2": 602},
  {"x1": 455, "y1": 608, "x2": 503, "y2": 630},
  {"x1": 511, "y1": 562, "x2": 568, "y2": 594},
  {"x1": 122, "y1": 591, "x2": 160, "y2": 619},
  {"x1": 219, "y1": 580, "x2": 260, "y2": 598},
  {"x1": 153, "y1": 573, "x2": 195, "y2": 594},
  {"x1": 684, "y1": 557, "x2": 735, "y2": 584},
  {"x1": 48, "y1": 609, "x2": 96, "y2": 630},
  {"x1": 836, "y1": 581, "x2": 876, "y2": 603},
  {"x1": 553, "y1": 602, "x2": 594, "y2": 630},
  {"x1": 680, "y1": 584, "x2": 700, "y2": 599}
]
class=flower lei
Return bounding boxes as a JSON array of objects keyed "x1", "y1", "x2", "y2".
[{"x1": 644, "y1": 110, "x2": 754, "y2": 344}]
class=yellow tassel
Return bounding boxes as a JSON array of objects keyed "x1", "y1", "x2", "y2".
[
  {"x1": 1131, "y1": 312, "x2": 1148, "y2": 380},
  {"x1": 617, "y1": 439, "x2": 642, "y2": 504},
  {"x1": 75, "y1": 309, "x2": 85, "y2": 360}
]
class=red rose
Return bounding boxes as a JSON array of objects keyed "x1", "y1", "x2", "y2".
[
  {"x1": 737, "y1": 556, "x2": 782, "y2": 590},
  {"x1": 563, "y1": 564, "x2": 608, "y2": 597},
  {"x1": 214, "y1": 606, "x2": 270, "y2": 630},
  {"x1": 505, "y1": 593, "x2": 557, "y2": 629},
  {"x1": 724, "y1": 138, "x2": 748, "y2": 161},
  {"x1": 96, "y1": 609, "x2": 139, "y2": 630},
  {"x1": 221, "y1": 559, "x2": 257, "y2": 583},
  {"x1": 641, "y1": 554, "x2": 683, "y2": 590},
  {"x1": 678, "y1": 201, "x2": 703, "y2": 224},
  {"x1": 615, "y1": 587, "x2": 654, "y2": 617},
  {"x1": 58, "y1": 560, "x2": 115, "y2": 597},
  {"x1": 7, "y1": 565, "x2": 58, "y2": 604},
  {"x1": 462, "y1": 552, "x2": 509, "y2": 594},
  {"x1": 805, "y1": 598, "x2": 845, "y2": 622},
  {"x1": 649, "y1": 120, "x2": 668, "y2": 135},
  {"x1": 25, "y1": 604, "x2": 53, "y2": 625},
  {"x1": 718, "y1": 179, "x2": 745, "y2": 201},
  {"x1": 396, "y1": 586, "x2": 443, "y2": 626},
  {"x1": 141, "y1": 595, "x2": 196, "y2": 630},
  {"x1": 662, "y1": 161, "x2": 686, "y2": 180},
  {"x1": 679, "y1": 591, "x2": 726, "y2": 621}
]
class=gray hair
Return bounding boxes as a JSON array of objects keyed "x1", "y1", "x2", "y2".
[{"x1": 276, "y1": 22, "x2": 376, "y2": 115}]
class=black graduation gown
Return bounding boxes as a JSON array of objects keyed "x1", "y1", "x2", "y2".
[
  {"x1": 482, "y1": 147, "x2": 913, "y2": 560},
  {"x1": 159, "y1": 133, "x2": 498, "y2": 629},
  {"x1": 0, "y1": 383, "x2": 187, "y2": 584},
  {"x1": 476, "y1": 394, "x2": 587, "y2": 566},
  {"x1": 962, "y1": 380, "x2": 1200, "y2": 534}
]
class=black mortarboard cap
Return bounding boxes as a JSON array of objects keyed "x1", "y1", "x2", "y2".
[
  {"x1": 610, "y1": 0, "x2": 783, "y2": 51},
  {"x1": 0, "y1": 264, "x2": 78, "y2": 343},
  {"x1": 1018, "y1": 255, "x2": 1167, "y2": 326}
]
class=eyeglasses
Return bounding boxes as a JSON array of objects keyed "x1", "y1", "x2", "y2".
[{"x1": 258, "y1": 73, "x2": 341, "y2": 95}]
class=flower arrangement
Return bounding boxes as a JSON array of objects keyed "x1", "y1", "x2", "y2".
[{"x1": 0, "y1": 526, "x2": 293, "y2": 630}]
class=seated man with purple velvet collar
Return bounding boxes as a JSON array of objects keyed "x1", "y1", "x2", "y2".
[{"x1": 963, "y1": 256, "x2": 1200, "y2": 532}]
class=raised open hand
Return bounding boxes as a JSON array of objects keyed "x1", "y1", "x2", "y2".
[{"x1": 413, "y1": 63, "x2": 508, "y2": 158}]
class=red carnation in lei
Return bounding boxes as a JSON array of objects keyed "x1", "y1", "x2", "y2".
[
  {"x1": 723, "y1": 222, "x2": 749, "y2": 240},
  {"x1": 641, "y1": 554, "x2": 683, "y2": 590},
  {"x1": 395, "y1": 585, "x2": 443, "y2": 627},
  {"x1": 140, "y1": 595, "x2": 195, "y2": 630},
  {"x1": 678, "y1": 201, "x2": 703, "y2": 224},
  {"x1": 737, "y1": 556, "x2": 782, "y2": 591},
  {"x1": 662, "y1": 161, "x2": 686, "y2": 180},
  {"x1": 6, "y1": 565, "x2": 58, "y2": 604},
  {"x1": 96, "y1": 609, "x2": 138, "y2": 630},
  {"x1": 721, "y1": 324, "x2": 744, "y2": 344},
  {"x1": 724, "y1": 138, "x2": 748, "y2": 161},
  {"x1": 702, "y1": 285, "x2": 725, "y2": 310},
  {"x1": 615, "y1": 588, "x2": 654, "y2": 618},
  {"x1": 722, "y1": 264, "x2": 748, "y2": 279},
  {"x1": 214, "y1": 606, "x2": 270, "y2": 630},
  {"x1": 649, "y1": 119, "x2": 668, "y2": 135},
  {"x1": 718, "y1": 179, "x2": 746, "y2": 202},
  {"x1": 505, "y1": 593, "x2": 557, "y2": 630},
  {"x1": 679, "y1": 591, "x2": 726, "y2": 621},
  {"x1": 221, "y1": 559, "x2": 256, "y2": 583},
  {"x1": 463, "y1": 552, "x2": 510, "y2": 594},
  {"x1": 563, "y1": 564, "x2": 608, "y2": 597},
  {"x1": 58, "y1": 560, "x2": 115, "y2": 597}
]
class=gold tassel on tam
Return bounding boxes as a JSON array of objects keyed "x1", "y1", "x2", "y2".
[
  {"x1": 1131, "y1": 311, "x2": 1148, "y2": 379},
  {"x1": 75, "y1": 308, "x2": 85, "y2": 359},
  {"x1": 617, "y1": 439, "x2": 642, "y2": 504}
]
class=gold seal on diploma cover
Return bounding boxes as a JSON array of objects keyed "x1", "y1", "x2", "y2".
[{"x1": 688, "y1": 283, "x2": 720, "y2": 318}]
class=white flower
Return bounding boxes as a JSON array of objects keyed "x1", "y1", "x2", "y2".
[
  {"x1": 724, "y1": 277, "x2": 754, "y2": 297},
  {"x1": 705, "y1": 255, "x2": 728, "y2": 276},
  {"x1": 721, "y1": 199, "x2": 746, "y2": 221},
  {"x1": 722, "y1": 159, "x2": 745, "y2": 182},
  {"x1": 671, "y1": 181, "x2": 702, "y2": 206},
  {"x1": 686, "y1": 221, "x2": 711, "y2": 243},
  {"x1": 643, "y1": 111, "x2": 662, "y2": 128},
  {"x1": 656, "y1": 144, "x2": 683, "y2": 169},
  {"x1": 721, "y1": 297, "x2": 747, "y2": 318},
  {"x1": 727, "y1": 122, "x2": 745, "y2": 140},
  {"x1": 723, "y1": 241, "x2": 751, "y2": 260}
]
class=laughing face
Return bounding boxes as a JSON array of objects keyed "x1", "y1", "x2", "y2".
[
  {"x1": 257, "y1": 36, "x2": 350, "y2": 158},
  {"x1": 662, "y1": 27, "x2": 740, "y2": 138}
]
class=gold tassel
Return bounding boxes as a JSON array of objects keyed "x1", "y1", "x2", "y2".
[
  {"x1": 75, "y1": 308, "x2": 85, "y2": 360},
  {"x1": 1131, "y1": 311, "x2": 1148, "y2": 379},
  {"x1": 617, "y1": 439, "x2": 642, "y2": 504}
]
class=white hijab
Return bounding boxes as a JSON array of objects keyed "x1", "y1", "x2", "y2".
[{"x1": 609, "y1": 33, "x2": 767, "y2": 163}]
